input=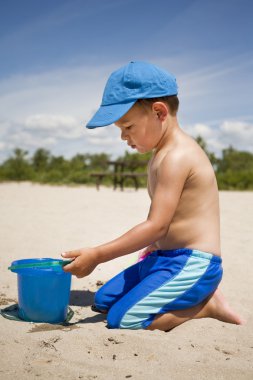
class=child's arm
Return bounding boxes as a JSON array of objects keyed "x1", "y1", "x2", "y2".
[{"x1": 62, "y1": 153, "x2": 189, "y2": 277}]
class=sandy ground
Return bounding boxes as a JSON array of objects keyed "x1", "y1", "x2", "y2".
[{"x1": 0, "y1": 182, "x2": 252, "y2": 380}]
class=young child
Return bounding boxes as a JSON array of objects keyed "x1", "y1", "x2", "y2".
[{"x1": 62, "y1": 61, "x2": 243, "y2": 331}]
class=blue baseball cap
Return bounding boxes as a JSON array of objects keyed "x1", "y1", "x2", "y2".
[{"x1": 86, "y1": 61, "x2": 178, "y2": 129}]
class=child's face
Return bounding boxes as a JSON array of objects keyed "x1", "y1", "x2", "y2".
[{"x1": 114, "y1": 103, "x2": 163, "y2": 154}]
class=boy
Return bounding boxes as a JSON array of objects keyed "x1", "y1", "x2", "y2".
[{"x1": 62, "y1": 61, "x2": 243, "y2": 331}]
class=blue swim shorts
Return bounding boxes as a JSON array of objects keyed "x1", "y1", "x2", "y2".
[{"x1": 94, "y1": 248, "x2": 223, "y2": 330}]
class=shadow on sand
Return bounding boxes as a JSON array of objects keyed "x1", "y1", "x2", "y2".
[
  {"x1": 68, "y1": 289, "x2": 107, "y2": 325},
  {"x1": 69, "y1": 289, "x2": 95, "y2": 307}
]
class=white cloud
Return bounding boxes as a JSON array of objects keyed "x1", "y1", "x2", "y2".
[
  {"x1": 219, "y1": 121, "x2": 253, "y2": 151},
  {"x1": 24, "y1": 114, "x2": 84, "y2": 139},
  {"x1": 11, "y1": 130, "x2": 56, "y2": 147},
  {"x1": 184, "y1": 120, "x2": 253, "y2": 156},
  {"x1": 87, "y1": 136, "x2": 120, "y2": 146},
  {"x1": 185, "y1": 123, "x2": 212, "y2": 139},
  {"x1": 24, "y1": 114, "x2": 76, "y2": 130},
  {"x1": 0, "y1": 109, "x2": 126, "y2": 162}
]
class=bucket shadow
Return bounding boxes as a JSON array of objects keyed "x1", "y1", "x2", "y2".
[
  {"x1": 69, "y1": 289, "x2": 95, "y2": 307},
  {"x1": 68, "y1": 289, "x2": 107, "y2": 325},
  {"x1": 77, "y1": 313, "x2": 107, "y2": 324}
]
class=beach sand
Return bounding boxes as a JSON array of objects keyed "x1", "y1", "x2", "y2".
[{"x1": 0, "y1": 182, "x2": 252, "y2": 379}]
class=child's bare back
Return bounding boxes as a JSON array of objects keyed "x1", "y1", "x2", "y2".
[{"x1": 149, "y1": 129, "x2": 221, "y2": 256}]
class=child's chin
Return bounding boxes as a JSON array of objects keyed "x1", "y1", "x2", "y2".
[
  {"x1": 137, "y1": 147, "x2": 151, "y2": 154},
  {"x1": 130, "y1": 145, "x2": 149, "y2": 153}
]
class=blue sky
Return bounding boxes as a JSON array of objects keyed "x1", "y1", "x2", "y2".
[{"x1": 0, "y1": 0, "x2": 252, "y2": 162}]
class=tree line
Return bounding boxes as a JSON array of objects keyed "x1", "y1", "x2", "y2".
[{"x1": 0, "y1": 136, "x2": 252, "y2": 190}]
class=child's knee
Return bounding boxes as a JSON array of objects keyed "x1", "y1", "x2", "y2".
[
  {"x1": 107, "y1": 305, "x2": 146, "y2": 330},
  {"x1": 107, "y1": 308, "x2": 121, "y2": 329},
  {"x1": 94, "y1": 286, "x2": 109, "y2": 311},
  {"x1": 94, "y1": 289, "x2": 123, "y2": 328}
]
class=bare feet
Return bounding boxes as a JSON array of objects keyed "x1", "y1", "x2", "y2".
[
  {"x1": 147, "y1": 288, "x2": 245, "y2": 332},
  {"x1": 91, "y1": 304, "x2": 108, "y2": 314},
  {"x1": 203, "y1": 288, "x2": 245, "y2": 325}
]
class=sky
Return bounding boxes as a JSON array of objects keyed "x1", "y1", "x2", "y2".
[{"x1": 0, "y1": 0, "x2": 253, "y2": 162}]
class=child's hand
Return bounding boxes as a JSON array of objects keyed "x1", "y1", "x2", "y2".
[{"x1": 61, "y1": 248, "x2": 99, "y2": 278}]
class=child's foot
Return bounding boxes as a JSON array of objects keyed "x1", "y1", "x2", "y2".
[
  {"x1": 91, "y1": 304, "x2": 108, "y2": 314},
  {"x1": 204, "y1": 289, "x2": 245, "y2": 325}
]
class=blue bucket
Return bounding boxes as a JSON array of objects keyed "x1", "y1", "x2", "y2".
[{"x1": 10, "y1": 258, "x2": 72, "y2": 323}]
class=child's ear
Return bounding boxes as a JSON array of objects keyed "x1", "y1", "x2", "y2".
[{"x1": 152, "y1": 102, "x2": 168, "y2": 121}]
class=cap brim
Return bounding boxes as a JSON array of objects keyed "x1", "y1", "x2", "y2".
[{"x1": 86, "y1": 101, "x2": 136, "y2": 129}]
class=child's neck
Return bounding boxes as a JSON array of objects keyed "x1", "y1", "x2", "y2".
[{"x1": 154, "y1": 117, "x2": 180, "y2": 154}]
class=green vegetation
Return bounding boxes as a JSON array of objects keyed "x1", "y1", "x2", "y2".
[{"x1": 0, "y1": 137, "x2": 252, "y2": 190}]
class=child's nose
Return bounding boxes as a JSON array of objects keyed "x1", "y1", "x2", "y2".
[{"x1": 121, "y1": 130, "x2": 128, "y2": 141}]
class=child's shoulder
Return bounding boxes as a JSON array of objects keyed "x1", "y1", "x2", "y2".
[
  {"x1": 152, "y1": 132, "x2": 200, "y2": 166},
  {"x1": 150, "y1": 131, "x2": 213, "y2": 182},
  {"x1": 166, "y1": 132, "x2": 210, "y2": 166}
]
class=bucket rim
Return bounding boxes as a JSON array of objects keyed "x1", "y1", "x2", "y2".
[{"x1": 9, "y1": 258, "x2": 71, "y2": 275}]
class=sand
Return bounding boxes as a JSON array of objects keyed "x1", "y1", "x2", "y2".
[{"x1": 0, "y1": 182, "x2": 252, "y2": 380}]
